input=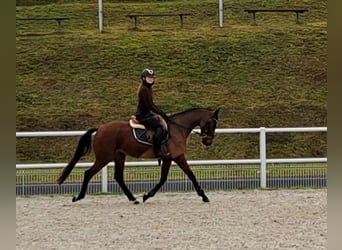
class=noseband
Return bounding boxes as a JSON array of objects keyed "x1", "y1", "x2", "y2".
[{"x1": 194, "y1": 117, "x2": 217, "y2": 139}]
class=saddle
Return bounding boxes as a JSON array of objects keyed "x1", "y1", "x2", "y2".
[{"x1": 129, "y1": 115, "x2": 168, "y2": 146}]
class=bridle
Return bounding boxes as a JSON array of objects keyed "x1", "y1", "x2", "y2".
[{"x1": 196, "y1": 117, "x2": 218, "y2": 139}]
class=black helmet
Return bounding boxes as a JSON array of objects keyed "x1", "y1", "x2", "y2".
[{"x1": 141, "y1": 69, "x2": 155, "y2": 80}]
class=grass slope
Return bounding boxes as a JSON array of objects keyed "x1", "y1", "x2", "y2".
[{"x1": 16, "y1": 0, "x2": 327, "y2": 163}]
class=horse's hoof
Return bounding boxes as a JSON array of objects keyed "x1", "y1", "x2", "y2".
[
  {"x1": 131, "y1": 200, "x2": 139, "y2": 205},
  {"x1": 72, "y1": 196, "x2": 77, "y2": 202},
  {"x1": 143, "y1": 194, "x2": 149, "y2": 202},
  {"x1": 202, "y1": 196, "x2": 210, "y2": 202}
]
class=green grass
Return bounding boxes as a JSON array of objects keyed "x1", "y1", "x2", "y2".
[{"x1": 16, "y1": 0, "x2": 327, "y2": 164}]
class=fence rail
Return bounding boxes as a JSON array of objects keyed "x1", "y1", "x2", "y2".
[
  {"x1": 15, "y1": 127, "x2": 328, "y2": 137},
  {"x1": 16, "y1": 127, "x2": 327, "y2": 195}
]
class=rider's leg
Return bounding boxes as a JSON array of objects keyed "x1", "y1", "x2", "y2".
[{"x1": 137, "y1": 115, "x2": 165, "y2": 159}]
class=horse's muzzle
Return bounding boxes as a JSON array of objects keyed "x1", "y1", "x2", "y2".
[{"x1": 202, "y1": 136, "x2": 214, "y2": 146}]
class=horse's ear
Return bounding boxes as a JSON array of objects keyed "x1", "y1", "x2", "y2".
[{"x1": 214, "y1": 108, "x2": 220, "y2": 120}]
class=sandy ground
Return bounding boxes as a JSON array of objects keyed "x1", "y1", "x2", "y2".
[{"x1": 16, "y1": 189, "x2": 327, "y2": 250}]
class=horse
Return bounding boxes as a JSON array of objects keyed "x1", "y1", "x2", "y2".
[{"x1": 57, "y1": 107, "x2": 220, "y2": 204}]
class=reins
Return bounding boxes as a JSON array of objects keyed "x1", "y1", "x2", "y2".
[
  {"x1": 167, "y1": 119, "x2": 203, "y2": 136},
  {"x1": 163, "y1": 108, "x2": 219, "y2": 138},
  {"x1": 167, "y1": 119, "x2": 212, "y2": 137}
]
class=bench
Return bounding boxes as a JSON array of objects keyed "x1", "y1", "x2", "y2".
[
  {"x1": 16, "y1": 17, "x2": 71, "y2": 32},
  {"x1": 126, "y1": 13, "x2": 192, "y2": 29},
  {"x1": 244, "y1": 9, "x2": 308, "y2": 25}
]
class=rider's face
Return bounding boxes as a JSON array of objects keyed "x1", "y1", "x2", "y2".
[{"x1": 145, "y1": 76, "x2": 155, "y2": 84}]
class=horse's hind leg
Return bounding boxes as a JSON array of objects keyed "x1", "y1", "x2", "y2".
[
  {"x1": 143, "y1": 159, "x2": 172, "y2": 202},
  {"x1": 173, "y1": 154, "x2": 209, "y2": 202},
  {"x1": 72, "y1": 160, "x2": 108, "y2": 202},
  {"x1": 114, "y1": 152, "x2": 139, "y2": 204}
]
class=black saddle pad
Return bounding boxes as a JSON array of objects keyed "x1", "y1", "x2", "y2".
[{"x1": 132, "y1": 128, "x2": 168, "y2": 146}]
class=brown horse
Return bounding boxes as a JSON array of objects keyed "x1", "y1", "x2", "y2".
[{"x1": 57, "y1": 107, "x2": 220, "y2": 203}]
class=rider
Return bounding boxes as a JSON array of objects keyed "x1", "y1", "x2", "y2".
[{"x1": 135, "y1": 68, "x2": 169, "y2": 159}]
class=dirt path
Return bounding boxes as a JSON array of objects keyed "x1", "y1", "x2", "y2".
[{"x1": 16, "y1": 189, "x2": 327, "y2": 250}]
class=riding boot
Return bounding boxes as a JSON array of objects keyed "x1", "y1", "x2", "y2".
[{"x1": 153, "y1": 127, "x2": 163, "y2": 159}]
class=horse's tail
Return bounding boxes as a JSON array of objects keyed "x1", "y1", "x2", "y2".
[{"x1": 57, "y1": 128, "x2": 98, "y2": 185}]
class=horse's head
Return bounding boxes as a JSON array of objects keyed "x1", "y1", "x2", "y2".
[{"x1": 198, "y1": 108, "x2": 220, "y2": 146}]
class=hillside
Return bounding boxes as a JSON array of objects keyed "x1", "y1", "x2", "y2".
[{"x1": 16, "y1": 0, "x2": 327, "y2": 163}]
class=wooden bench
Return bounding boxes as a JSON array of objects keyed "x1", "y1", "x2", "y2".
[
  {"x1": 126, "y1": 13, "x2": 192, "y2": 29},
  {"x1": 244, "y1": 9, "x2": 308, "y2": 25},
  {"x1": 16, "y1": 17, "x2": 71, "y2": 32}
]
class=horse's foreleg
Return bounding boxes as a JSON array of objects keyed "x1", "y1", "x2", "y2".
[
  {"x1": 73, "y1": 160, "x2": 108, "y2": 202},
  {"x1": 143, "y1": 159, "x2": 172, "y2": 202},
  {"x1": 114, "y1": 153, "x2": 139, "y2": 204},
  {"x1": 174, "y1": 155, "x2": 209, "y2": 202}
]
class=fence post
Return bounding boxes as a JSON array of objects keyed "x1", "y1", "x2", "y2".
[
  {"x1": 101, "y1": 166, "x2": 108, "y2": 192},
  {"x1": 259, "y1": 127, "x2": 267, "y2": 188}
]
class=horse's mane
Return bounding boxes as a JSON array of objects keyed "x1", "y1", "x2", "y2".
[{"x1": 169, "y1": 107, "x2": 213, "y2": 117}]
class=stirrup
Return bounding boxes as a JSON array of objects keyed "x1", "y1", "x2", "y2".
[
  {"x1": 155, "y1": 150, "x2": 162, "y2": 166},
  {"x1": 155, "y1": 151, "x2": 163, "y2": 159}
]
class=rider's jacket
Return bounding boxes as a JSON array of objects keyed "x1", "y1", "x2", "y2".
[{"x1": 136, "y1": 81, "x2": 164, "y2": 117}]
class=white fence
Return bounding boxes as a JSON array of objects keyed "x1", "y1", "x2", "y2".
[{"x1": 16, "y1": 127, "x2": 327, "y2": 194}]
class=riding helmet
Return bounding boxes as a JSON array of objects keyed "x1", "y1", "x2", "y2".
[{"x1": 141, "y1": 69, "x2": 155, "y2": 80}]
